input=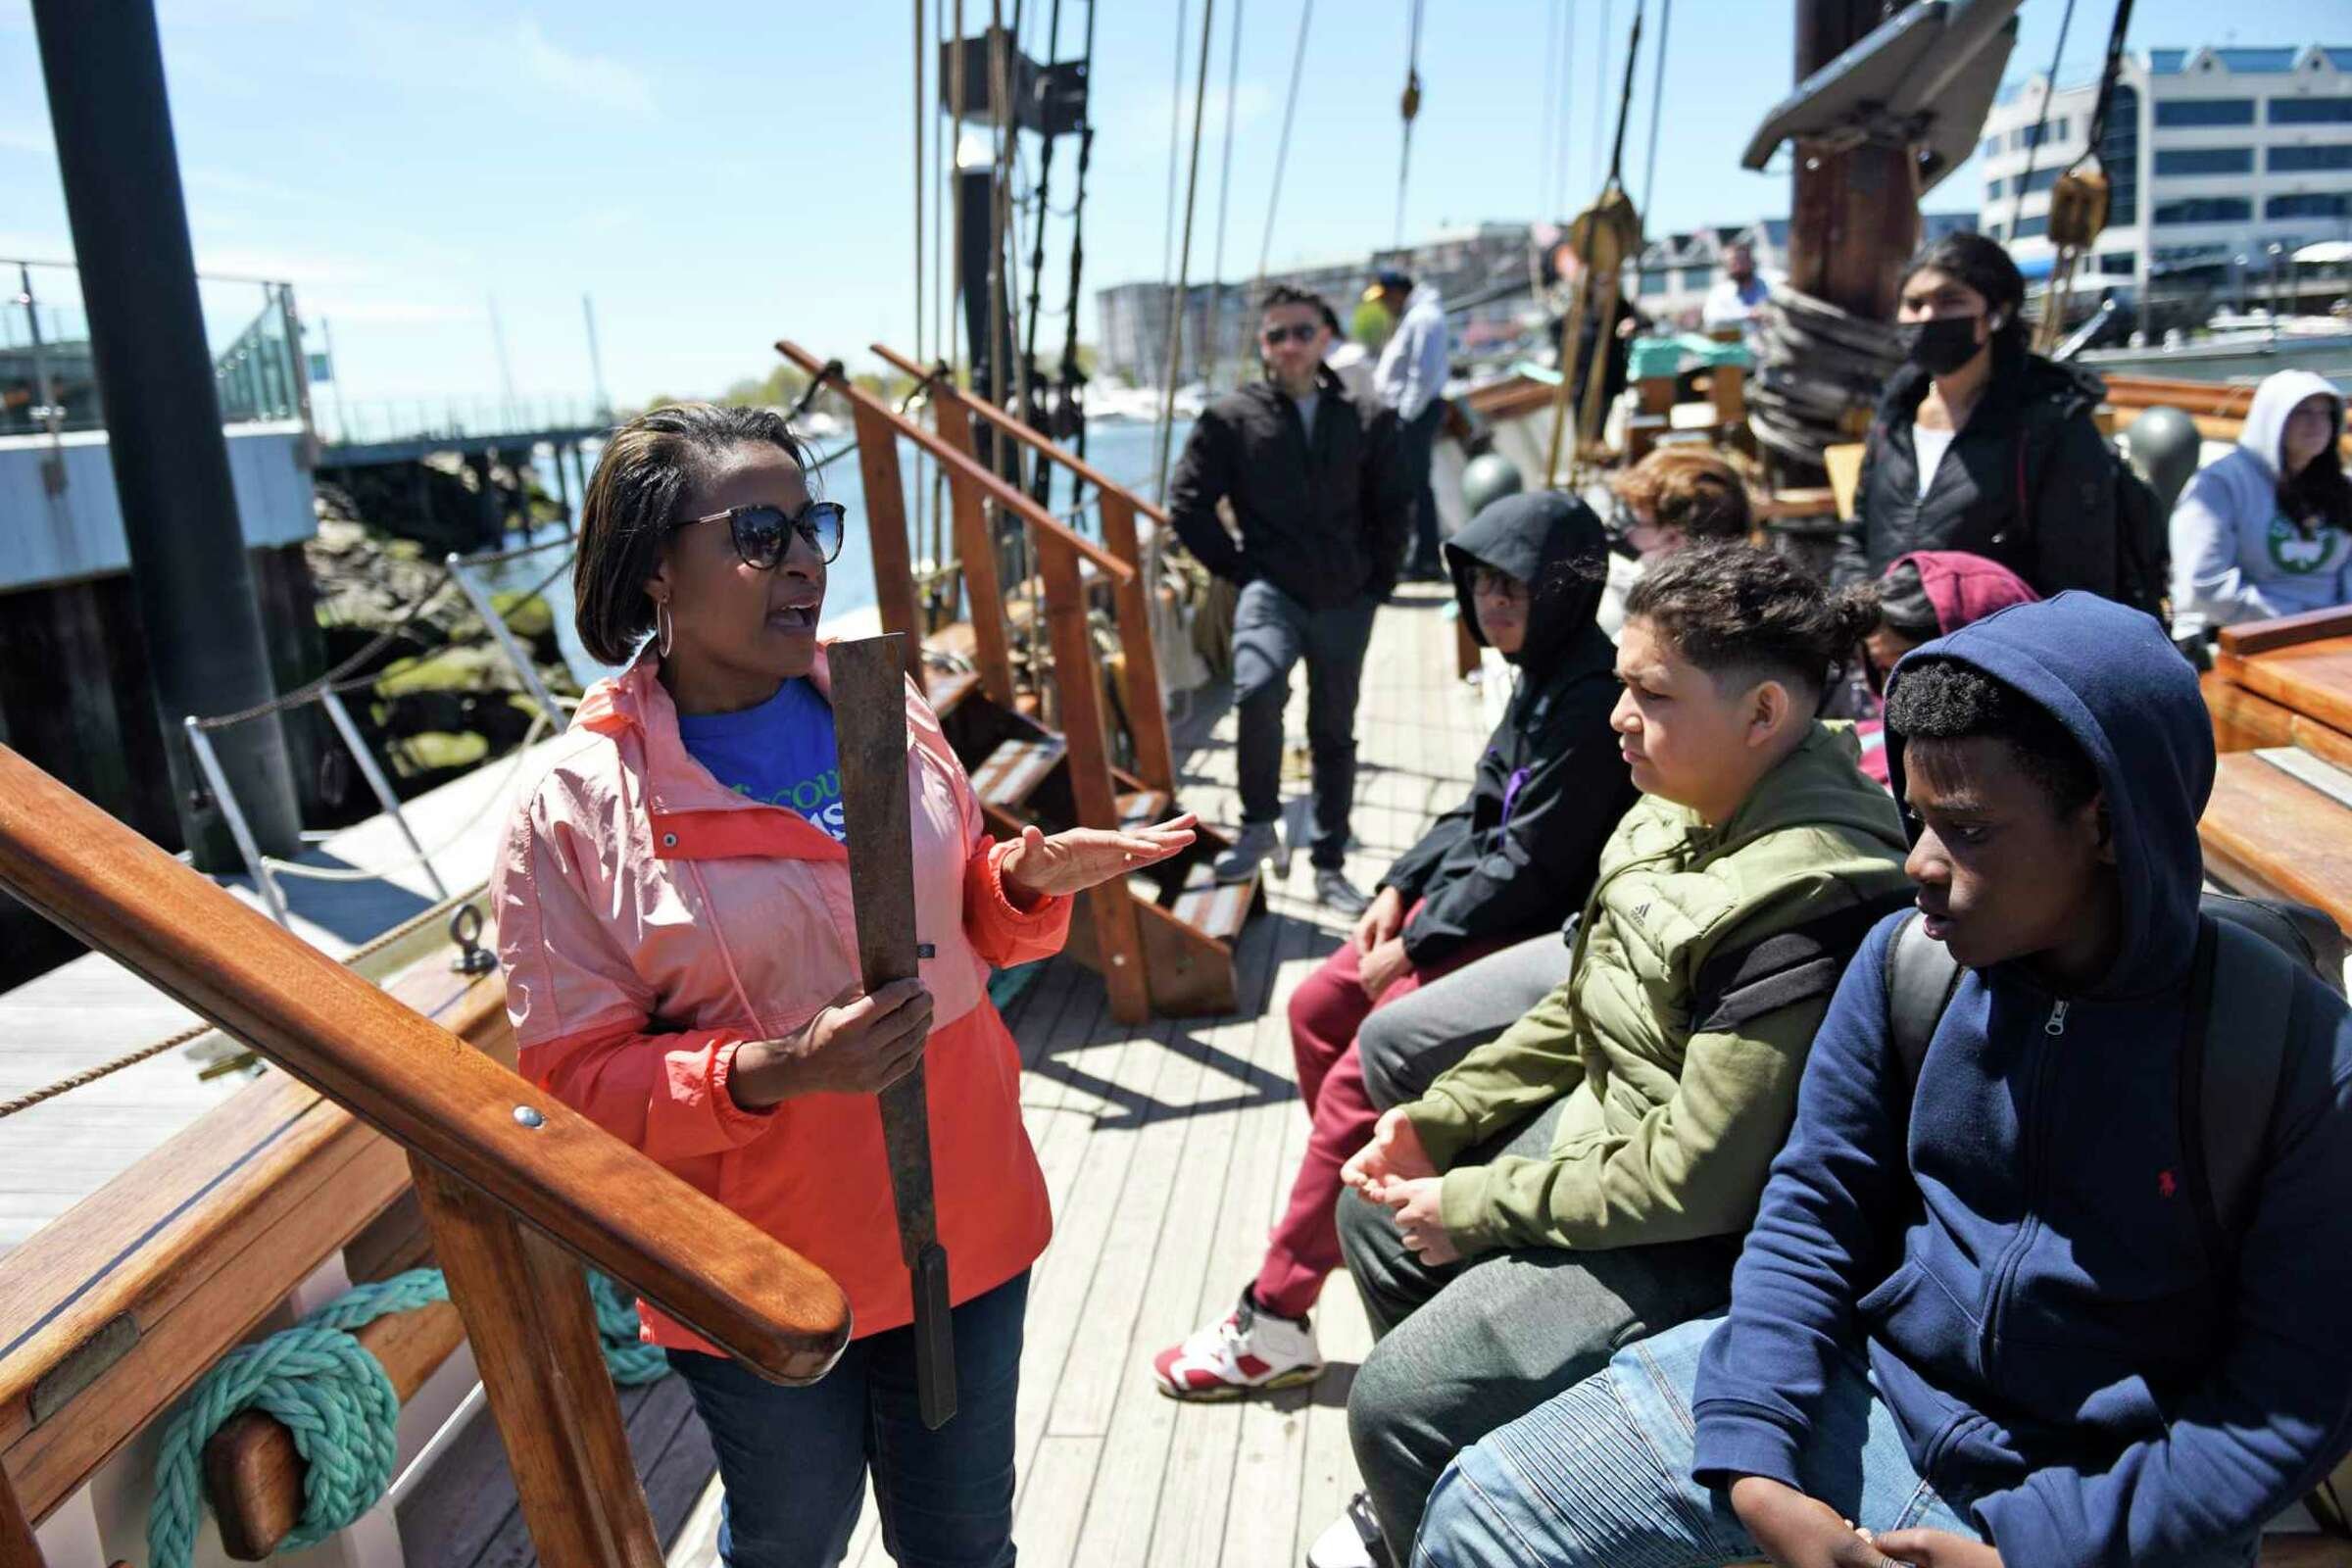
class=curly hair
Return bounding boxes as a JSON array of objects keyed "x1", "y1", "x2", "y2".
[
  {"x1": 1607, "y1": 447, "x2": 1754, "y2": 544},
  {"x1": 1883, "y1": 657, "x2": 2099, "y2": 812},
  {"x1": 573, "y1": 403, "x2": 816, "y2": 665},
  {"x1": 1623, "y1": 542, "x2": 1878, "y2": 695}
]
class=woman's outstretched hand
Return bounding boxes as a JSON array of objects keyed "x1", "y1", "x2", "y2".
[{"x1": 1001, "y1": 813, "x2": 1199, "y2": 902}]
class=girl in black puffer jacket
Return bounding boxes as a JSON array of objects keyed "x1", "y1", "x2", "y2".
[{"x1": 1832, "y1": 232, "x2": 2119, "y2": 601}]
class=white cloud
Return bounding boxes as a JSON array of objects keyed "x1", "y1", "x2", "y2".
[{"x1": 514, "y1": 18, "x2": 655, "y2": 120}]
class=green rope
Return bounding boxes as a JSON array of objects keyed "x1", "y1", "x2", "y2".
[{"x1": 147, "y1": 1266, "x2": 664, "y2": 1568}]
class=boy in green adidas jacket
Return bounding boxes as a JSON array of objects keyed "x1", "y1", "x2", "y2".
[{"x1": 1326, "y1": 546, "x2": 1914, "y2": 1568}]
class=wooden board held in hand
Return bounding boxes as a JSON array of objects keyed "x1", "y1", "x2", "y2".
[{"x1": 827, "y1": 635, "x2": 957, "y2": 1429}]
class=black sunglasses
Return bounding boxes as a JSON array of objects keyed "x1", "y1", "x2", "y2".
[
  {"x1": 670, "y1": 500, "x2": 846, "y2": 568},
  {"x1": 1261, "y1": 322, "x2": 1319, "y2": 346}
]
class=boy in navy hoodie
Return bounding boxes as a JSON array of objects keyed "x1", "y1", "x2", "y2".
[{"x1": 1411, "y1": 593, "x2": 2352, "y2": 1568}]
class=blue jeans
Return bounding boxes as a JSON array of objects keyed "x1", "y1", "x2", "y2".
[
  {"x1": 668, "y1": 1271, "x2": 1027, "y2": 1568},
  {"x1": 1413, "y1": 1314, "x2": 1975, "y2": 1567}
]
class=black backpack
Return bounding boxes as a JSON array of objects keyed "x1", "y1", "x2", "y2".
[
  {"x1": 2011, "y1": 423, "x2": 2171, "y2": 625},
  {"x1": 1885, "y1": 891, "x2": 2344, "y2": 1270}
]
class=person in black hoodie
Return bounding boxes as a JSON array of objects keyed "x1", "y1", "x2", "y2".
[
  {"x1": 1832, "y1": 232, "x2": 2120, "y2": 603},
  {"x1": 1167, "y1": 284, "x2": 1416, "y2": 912},
  {"x1": 1150, "y1": 490, "x2": 1633, "y2": 1404}
]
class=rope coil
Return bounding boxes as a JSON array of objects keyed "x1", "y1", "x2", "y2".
[{"x1": 147, "y1": 1268, "x2": 664, "y2": 1568}]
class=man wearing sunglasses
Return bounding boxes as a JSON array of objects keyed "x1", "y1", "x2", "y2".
[{"x1": 1166, "y1": 284, "x2": 1416, "y2": 914}]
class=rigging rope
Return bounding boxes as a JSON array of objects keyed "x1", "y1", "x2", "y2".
[
  {"x1": 257, "y1": 709, "x2": 555, "y2": 884},
  {"x1": 2006, "y1": 0, "x2": 2081, "y2": 242},
  {"x1": 1205, "y1": 0, "x2": 1247, "y2": 389},
  {"x1": 1590, "y1": 0, "x2": 1610, "y2": 189},
  {"x1": 1537, "y1": 0, "x2": 1563, "y2": 218},
  {"x1": 146, "y1": 1268, "x2": 666, "y2": 1568},
  {"x1": 1554, "y1": 0, "x2": 1577, "y2": 215},
  {"x1": 1152, "y1": 0, "x2": 1219, "y2": 502},
  {"x1": 193, "y1": 570, "x2": 456, "y2": 732},
  {"x1": 1159, "y1": 0, "x2": 1192, "y2": 303},
  {"x1": 1252, "y1": 0, "x2": 1314, "y2": 288},
  {"x1": 1394, "y1": 0, "x2": 1425, "y2": 246},
  {"x1": 1640, "y1": 0, "x2": 1671, "y2": 228},
  {"x1": 1055, "y1": 0, "x2": 1099, "y2": 497}
]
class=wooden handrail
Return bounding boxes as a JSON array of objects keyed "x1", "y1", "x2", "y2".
[
  {"x1": 0, "y1": 950, "x2": 505, "y2": 1529},
  {"x1": 773, "y1": 342, "x2": 1135, "y2": 584},
  {"x1": 0, "y1": 745, "x2": 851, "y2": 1388},
  {"x1": 866, "y1": 344, "x2": 1173, "y2": 527}
]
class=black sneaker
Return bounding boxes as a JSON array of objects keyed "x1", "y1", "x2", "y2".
[{"x1": 1313, "y1": 868, "x2": 1371, "y2": 917}]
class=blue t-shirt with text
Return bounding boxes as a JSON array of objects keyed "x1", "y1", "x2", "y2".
[{"x1": 674, "y1": 677, "x2": 847, "y2": 842}]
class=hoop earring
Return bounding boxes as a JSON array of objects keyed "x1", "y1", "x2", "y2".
[{"x1": 655, "y1": 599, "x2": 674, "y2": 659}]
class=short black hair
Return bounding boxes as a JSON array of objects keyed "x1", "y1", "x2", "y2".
[
  {"x1": 1873, "y1": 561, "x2": 1942, "y2": 643},
  {"x1": 1623, "y1": 542, "x2": 1876, "y2": 695},
  {"x1": 1884, "y1": 657, "x2": 2099, "y2": 812},
  {"x1": 1260, "y1": 283, "x2": 1326, "y2": 318}
]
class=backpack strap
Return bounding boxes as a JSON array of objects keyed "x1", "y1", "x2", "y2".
[
  {"x1": 1883, "y1": 911, "x2": 1964, "y2": 1088},
  {"x1": 2184, "y1": 913, "x2": 2298, "y2": 1271}
]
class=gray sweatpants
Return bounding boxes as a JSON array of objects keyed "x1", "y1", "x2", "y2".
[
  {"x1": 1355, "y1": 930, "x2": 1574, "y2": 1112},
  {"x1": 1337, "y1": 1080, "x2": 1740, "y2": 1565}
]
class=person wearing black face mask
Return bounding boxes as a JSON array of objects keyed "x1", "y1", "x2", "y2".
[{"x1": 1832, "y1": 232, "x2": 2120, "y2": 602}]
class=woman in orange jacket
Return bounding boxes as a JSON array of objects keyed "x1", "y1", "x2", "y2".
[{"x1": 493, "y1": 403, "x2": 1193, "y2": 1568}]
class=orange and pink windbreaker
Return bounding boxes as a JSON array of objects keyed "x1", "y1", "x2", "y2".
[{"x1": 490, "y1": 647, "x2": 1068, "y2": 1350}]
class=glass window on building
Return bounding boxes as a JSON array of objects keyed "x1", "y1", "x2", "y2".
[
  {"x1": 1982, "y1": 134, "x2": 2002, "y2": 158},
  {"x1": 2015, "y1": 215, "x2": 2050, "y2": 238},
  {"x1": 2102, "y1": 85, "x2": 2139, "y2": 225},
  {"x1": 2152, "y1": 196, "x2": 2254, "y2": 224},
  {"x1": 2270, "y1": 145, "x2": 2352, "y2": 172},
  {"x1": 2153, "y1": 98, "x2": 2255, "y2": 127},
  {"x1": 2270, "y1": 97, "x2": 2352, "y2": 124},
  {"x1": 1639, "y1": 270, "x2": 1671, "y2": 297},
  {"x1": 2155, "y1": 146, "x2": 2255, "y2": 174},
  {"x1": 2267, "y1": 192, "x2": 2351, "y2": 220},
  {"x1": 2097, "y1": 252, "x2": 2136, "y2": 275}
]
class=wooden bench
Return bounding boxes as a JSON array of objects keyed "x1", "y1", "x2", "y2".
[{"x1": 2199, "y1": 609, "x2": 2352, "y2": 940}]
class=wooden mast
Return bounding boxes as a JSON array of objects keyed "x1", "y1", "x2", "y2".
[{"x1": 1786, "y1": 0, "x2": 1922, "y2": 477}]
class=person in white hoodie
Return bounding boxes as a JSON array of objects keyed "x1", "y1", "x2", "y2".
[{"x1": 2170, "y1": 368, "x2": 2352, "y2": 640}]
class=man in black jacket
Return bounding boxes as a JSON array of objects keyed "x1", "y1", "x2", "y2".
[{"x1": 1167, "y1": 284, "x2": 1415, "y2": 910}]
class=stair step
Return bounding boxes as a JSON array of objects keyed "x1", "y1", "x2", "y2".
[
  {"x1": 1169, "y1": 864, "x2": 1254, "y2": 946},
  {"x1": 925, "y1": 666, "x2": 982, "y2": 718},
  {"x1": 970, "y1": 736, "x2": 1066, "y2": 809},
  {"x1": 1116, "y1": 789, "x2": 1171, "y2": 828}
]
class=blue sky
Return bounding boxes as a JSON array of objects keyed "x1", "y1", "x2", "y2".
[{"x1": 2, "y1": 0, "x2": 2342, "y2": 410}]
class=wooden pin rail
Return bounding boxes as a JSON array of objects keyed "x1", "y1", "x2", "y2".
[
  {"x1": 0, "y1": 745, "x2": 852, "y2": 1568},
  {"x1": 779, "y1": 342, "x2": 1156, "y2": 1023},
  {"x1": 868, "y1": 342, "x2": 1178, "y2": 798}
]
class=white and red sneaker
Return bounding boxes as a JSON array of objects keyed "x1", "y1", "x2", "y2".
[{"x1": 1152, "y1": 1285, "x2": 1323, "y2": 1401}]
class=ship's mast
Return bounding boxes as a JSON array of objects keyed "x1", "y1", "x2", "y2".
[{"x1": 1787, "y1": 0, "x2": 1923, "y2": 330}]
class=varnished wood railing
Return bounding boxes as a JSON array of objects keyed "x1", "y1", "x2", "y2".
[
  {"x1": 866, "y1": 342, "x2": 1179, "y2": 800},
  {"x1": 775, "y1": 343, "x2": 1152, "y2": 1023},
  {"x1": 0, "y1": 746, "x2": 852, "y2": 1567},
  {"x1": 0, "y1": 914, "x2": 504, "y2": 1550}
]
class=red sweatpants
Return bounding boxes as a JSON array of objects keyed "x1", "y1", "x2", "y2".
[{"x1": 1251, "y1": 923, "x2": 1494, "y2": 1318}]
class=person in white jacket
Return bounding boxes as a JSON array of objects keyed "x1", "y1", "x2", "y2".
[
  {"x1": 1370, "y1": 270, "x2": 1450, "y2": 580},
  {"x1": 2170, "y1": 368, "x2": 2352, "y2": 640}
]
